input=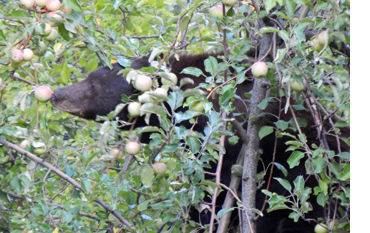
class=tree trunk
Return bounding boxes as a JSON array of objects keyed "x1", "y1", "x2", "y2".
[{"x1": 241, "y1": 20, "x2": 273, "y2": 233}]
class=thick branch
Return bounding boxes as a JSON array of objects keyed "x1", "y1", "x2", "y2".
[
  {"x1": 0, "y1": 138, "x2": 134, "y2": 230},
  {"x1": 0, "y1": 138, "x2": 84, "y2": 191},
  {"x1": 241, "y1": 23, "x2": 273, "y2": 233}
]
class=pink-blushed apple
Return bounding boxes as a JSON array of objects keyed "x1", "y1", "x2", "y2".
[
  {"x1": 209, "y1": 5, "x2": 224, "y2": 19},
  {"x1": 22, "y1": 49, "x2": 34, "y2": 61},
  {"x1": 135, "y1": 74, "x2": 152, "y2": 92},
  {"x1": 153, "y1": 162, "x2": 167, "y2": 174},
  {"x1": 46, "y1": 11, "x2": 63, "y2": 26},
  {"x1": 45, "y1": 0, "x2": 61, "y2": 11},
  {"x1": 251, "y1": 61, "x2": 268, "y2": 78},
  {"x1": 11, "y1": 49, "x2": 24, "y2": 63},
  {"x1": 110, "y1": 148, "x2": 123, "y2": 159},
  {"x1": 126, "y1": 141, "x2": 140, "y2": 155},
  {"x1": 62, "y1": 7, "x2": 72, "y2": 14},
  {"x1": 34, "y1": 85, "x2": 52, "y2": 102}
]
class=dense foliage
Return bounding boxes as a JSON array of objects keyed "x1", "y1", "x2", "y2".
[{"x1": 0, "y1": 0, "x2": 350, "y2": 232}]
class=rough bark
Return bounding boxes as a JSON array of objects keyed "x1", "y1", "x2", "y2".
[{"x1": 241, "y1": 21, "x2": 273, "y2": 233}]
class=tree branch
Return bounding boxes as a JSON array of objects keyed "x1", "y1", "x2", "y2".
[
  {"x1": 0, "y1": 138, "x2": 134, "y2": 230},
  {"x1": 241, "y1": 20, "x2": 273, "y2": 233}
]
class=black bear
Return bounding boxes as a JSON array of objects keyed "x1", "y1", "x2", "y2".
[{"x1": 51, "y1": 52, "x2": 349, "y2": 232}]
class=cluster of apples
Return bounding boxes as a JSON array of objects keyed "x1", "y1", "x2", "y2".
[{"x1": 126, "y1": 70, "x2": 178, "y2": 117}]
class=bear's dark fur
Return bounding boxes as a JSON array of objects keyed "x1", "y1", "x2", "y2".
[{"x1": 51, "y1": 53, "x2": 349, "y2": 232}]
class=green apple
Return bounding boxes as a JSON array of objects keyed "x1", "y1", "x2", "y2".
[
  {"x1": 20, "y1": 0, "x2": 35, "y2": 9},
  {"x1": 222, "y1": 0, "x2": 237, "y2": 6},
  {"x1": 45, "y1": 28, "x2": 58, "y2": 41},
  {"x1": 290, "y1": 79, "x2": 305, "y2": 92},
  {"x1": 128, "y1": 102, "x2": 141, "y2": 116},
  {"x1": 22, "y1": 49, "x2": 34, "y2": 61},
  {"x1": 314, "y1": 223, "x2": 328, "y2": 233}
]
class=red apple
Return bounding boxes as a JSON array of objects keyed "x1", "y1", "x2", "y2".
[
  {"x1": 135, "y1": 74, "x2": 152, "y2": 92},
  {"x1": 209, "y1": 5, "x2": 224, "y2": 19},
  {"x1": 11, "y1": 49, "x2": 24, "y2": 63},
  {"x1": 35, "y1": 0, "x2": 46, "y2": 7},
  {"x1": 0, "y1": 77, "x2": 2, "y2": 86},
  {"x1": 251, "y1": 61, "x2": 268, "y2": 78},
  {"x1": 20, "y1": 0, "x2": 35, "y2": 9},
  {"x1": 22, "y1": 49, "x2": 34, "y2": 61},
  {"x1": 45, "y1": 28, "x2": 58, "y2": 41},
  {"x1": 153, "y1": 162, "x2": 167, "y2": 174},
  {"x1": 126, "y1": 141, "x2": 140, "y2": 155},
  {"x1": 222, "y1": 0, "x2": 238, "y2": 6},
  {"x1": 128, "y1": 102, "x2": 141, "y2": 116},
  {"x1": 34, "y1": 85, "x2": 52, "y2": 102},
  {"x1": 45, "y1": 0, "x2": 61, "y2": 11}
]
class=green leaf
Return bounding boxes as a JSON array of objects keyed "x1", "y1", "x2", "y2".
[
  {"x1": 204, "y1": 56, "x2": 218, "y2": 75},
  {"x1": 318, "y1": 179, "x2": 328, "y2": 195},
  {"x1": 217, "y1": 208, "x2": 235, "y2": 218},
  {"x1": 140, "y1": 103, "x2": 167, "y2": 117},
  {"x1": 274, "y1": 162, "x2": 288, "y2": 176},
  {"x1": 65, "y1": 0, "x2": 82, "y2": 12},
  {"x1": 287, "y1": 151, "x2": 305, "y2": 168},
  {"x1": 274, "y1": 178, "x2": 292, "y2": 191},
  {"x1": 285, "y1": 0, "x2": 296, "y2": 16},
  {"x1": 186, "y1": 137, "x2": 200, "y2": 154},
  {"x1": 313, "y1": 156, "x2": 325, "y2": 174},
  {"x1": 259, "y1": 126, "x2": 274, "y2": 140},
  {"x1": 141, "y1": 165, "x2": 154, "y2": 187},
  {"x1": 339, "y1": 164, "x2": 350, "y2": 181},
  {"x1": 274, "y1": 120, "x2": 289, "y2": 131},
  {"x1": 265, "y1": 0, "x2": 277, "y2": 13},
  {"x1": 181, "y1": 67, "x2": 204, "y2": 77},
  {"x1": 138, "y1": 200, "x2": 150, "y2": 211},
  {"x1": 293, "y1": 176, "x2": 304, "y2": 195},
  {"x1": 258, "y1": 97, "x2": 274, "y2": 110}
]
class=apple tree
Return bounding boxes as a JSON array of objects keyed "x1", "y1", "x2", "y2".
[{"x1": 0, "y1": 0, "x2": 350, "y2": 232}]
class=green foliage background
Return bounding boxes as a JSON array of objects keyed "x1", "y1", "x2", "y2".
[{"x1": 0, "y1": 0, "x2": 349, "y2": 232}]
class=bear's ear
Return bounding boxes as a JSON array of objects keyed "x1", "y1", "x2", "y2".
[{"x1": 131, "y1": 54, "x2": 151, "y2": 69}]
